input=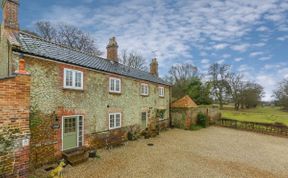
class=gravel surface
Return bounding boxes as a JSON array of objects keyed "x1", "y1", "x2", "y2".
[{"x1": 63, "y1": 127, "x2": 288, "y2": 178}]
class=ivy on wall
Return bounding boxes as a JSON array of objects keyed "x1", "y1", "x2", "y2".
[{"x1": 29, "y1": 105, "x2": 43, "y2": 129}]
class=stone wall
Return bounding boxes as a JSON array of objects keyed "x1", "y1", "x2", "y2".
[
  {"x1": 18, "y1": 55, "x2": 170, "y2": 165},
  {"x1": 0, "y1": 75, "x2": 30, "y2": 178}
]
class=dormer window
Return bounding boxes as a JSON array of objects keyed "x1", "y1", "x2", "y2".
[
  {"x1": 140, "y1": 83, "x2": 149, "y2": 96},
  {"x1": 159, "y1": 86, "x2": 164, "y2": 97},
  {"x1": 64, "y1": 68, "x2": 83, "y2": 90},
  {"x1": 109, "y1": 77, "x2": 121, "y2": 93}
]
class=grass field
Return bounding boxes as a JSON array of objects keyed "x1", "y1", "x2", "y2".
[{"x1": 220, "y1": 106, "x2": 288, "y2": 126}]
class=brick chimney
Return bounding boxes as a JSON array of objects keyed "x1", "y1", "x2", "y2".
[
  {"x1": 1, "y1": 0, "x2": 19, "y2": 31},
  {"x1": 150, "y1": 58, "x2": 158, "y2": 77},
  {"x1": 106, "y1": 37, "x2": 118, "y2": 62}
]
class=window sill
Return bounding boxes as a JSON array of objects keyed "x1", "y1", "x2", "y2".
[
  {"x1": 63, "y1": 87, "x2": 84, "y2": 91},
  {"x1": 109, "y1": 91, "x2": 122, "y2": 95},
  {"x1": 159, "y1": 95, "x2": 165, "y2": 98},
  {"x1": 109, "y1": 126, "x2": 121, "y2": 130},
  {"x1": 140, "y1": 94, "x2": 149, "y2": 97}
]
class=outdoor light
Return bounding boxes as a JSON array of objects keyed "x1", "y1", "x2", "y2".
[{"x1": 51, "y1": 111, "x2": 60, "y2": 129}]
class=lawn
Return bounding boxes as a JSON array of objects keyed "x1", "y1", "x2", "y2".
[{"x1": 221, "y1": 106, "x2": 288, "y2": 126}]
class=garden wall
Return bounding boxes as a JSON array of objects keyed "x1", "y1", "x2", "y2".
[
  {"x1": 0, "y1": 75, "x2": 31, "y2": 178},
  {"x1": 171, "y1": 108, "x2": 221, "y2": 129}
]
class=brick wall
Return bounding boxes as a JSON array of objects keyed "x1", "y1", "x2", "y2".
[{"x1": 0, "y1": 75, "x2": 30, "y2": 178}]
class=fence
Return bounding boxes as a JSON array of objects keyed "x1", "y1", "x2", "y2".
[{"x1": 217, "y1": 118, "x2": 288, "y2": 137}]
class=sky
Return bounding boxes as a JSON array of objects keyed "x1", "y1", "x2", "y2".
[{"x1": 1, "y1": 0, "x2": 288, "y2": 101}]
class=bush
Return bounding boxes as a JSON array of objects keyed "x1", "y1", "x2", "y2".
[{"x1": 197, "y1": 112, "x2": 208, "y2": 128}]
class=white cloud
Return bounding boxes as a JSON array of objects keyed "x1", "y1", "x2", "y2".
[
  {"x1": 277, "y1": 35, "x2": 288, "y2": 41},
  {"x1": 256, "y1": 26, "x2": 269, "y2": 32},
  {"x1": 217, "y1": 59, "x2": 225, "y2": 64},
  {"x1": 234, "y1": 57, "x2": 243, "y2": 62},
  {"x1": 222, "y1": 54, "x2": 231, "y2": 58},
  {"x1": 213, "y1": 43, "x2": 228, "y2": 50},
  {"x1": 231, "y1": 44, "x2": 250, "y2": 52},
  {"x1": 253, "y1": 43, "x2": 266, "y2": 47},
  {"x1": 201, "y1": 59, "x2": 209, "y2": 64},
  {"x1": 258, "y1": 56, "x2": 272, "y2": 61},
  {"x1": 249, "y1": 51, "x2": 264, "y2": 57}
]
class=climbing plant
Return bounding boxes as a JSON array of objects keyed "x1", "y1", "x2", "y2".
[
  {"x1": 156, "y1": 109, "x2": 166, "y2": 119},
  {"x1": 0, "y1": 126, "x2": 20, "y2": 156},
  {"x1": 29, "y1": 105, "x2": 43, "y2": 129}
]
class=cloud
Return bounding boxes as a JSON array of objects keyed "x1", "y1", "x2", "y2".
[
  {"x1": 231, "y1": 44, "x2": 250, "y2": 52},
  {"x1": 201, "y1": 59, "x2": 210, "y2": 64},
  {"x1": 277, "y1": 35, "x2": 288, "y2": 41},
  {"x1": 256, "y1": 26, "x2": 269, "y2": 32},
  {"x1": 213, "y1": 43, "x2": 228, "y2": 50},
  {"x1": 249, "y1": 51, "x2": 264, "y2": 57},
  {"x1": 217, "y1": 59, "x2": 225, "y2": 64},
  {"x1": 258, "y1": 56, "x2": 272, "y2": 61},
  {"x1": 234, "y1": 57, "x2": 243, "y2": 62}
]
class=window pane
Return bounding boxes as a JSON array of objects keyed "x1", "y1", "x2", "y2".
[
  {"x1": 110, "y1": 79, "x2": 115, "y2": 91},
  {"x1": 141, "y1": 112, "x2": 146, "y2": 120},
  {"x1": 116, "y1": 114, "x2": 120, "y2": 127},
  {"x1": 66, "y1": 70, "x2": 73, "y2": 86},
  {"x1": 110, "y1": 115, "x2": 115, "y2": 128},
  {"x1": 116, "y1": 80, "x2": 120, "y2": 91},
  {"x1": 75, "y1": 72, "x2": 82, "y2": 87}
]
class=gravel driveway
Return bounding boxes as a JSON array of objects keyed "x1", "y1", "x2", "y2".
[{"x1": 63, "y1": 127, "x2": 288, "y2": 178}]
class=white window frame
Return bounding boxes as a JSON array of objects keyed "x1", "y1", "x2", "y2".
[
  {"x1": 159, "y1": 86, "x2": 165, "y2": 97},
  {"x1": 140, "y1": 83, "x2": 149, "y2": 96},
  {"x1": 63, "y1": 68, "x2": 83, "y2": 90},
  {"x1": 109, "y1": 77, "x2": 121, "y2": 93},
  {"x1": 109, "y1": 113, "x2": 122, "y2": 130}
]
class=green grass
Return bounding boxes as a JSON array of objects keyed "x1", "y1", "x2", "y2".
[{"x1": 221, "y1": 106, "x2": 288, "y2": 126}]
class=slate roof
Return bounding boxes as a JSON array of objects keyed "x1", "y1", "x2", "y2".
[{"x1": 14, "y1": 32, "x2": 171, "y2": 86}]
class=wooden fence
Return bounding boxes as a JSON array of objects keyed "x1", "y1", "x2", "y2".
[{"x1": 217, "y1": 118, "x2": 288, "y2": 137}]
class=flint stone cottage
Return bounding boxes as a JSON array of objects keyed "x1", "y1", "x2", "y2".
[{"x1": 0, "y1": 0, "x2": 171, "y2": 177}]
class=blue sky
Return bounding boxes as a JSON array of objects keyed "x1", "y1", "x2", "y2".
[{"x1": 1, "y1": 0, "x2": 288, "y2": 101}]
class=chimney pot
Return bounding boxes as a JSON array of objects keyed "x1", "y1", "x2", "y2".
[{"x1": 15, "y1": 58, "x2": 29, "y2": 75}]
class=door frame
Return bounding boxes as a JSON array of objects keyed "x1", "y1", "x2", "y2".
[{"x1": 61, "y1": 115, "x2": 84, "y2": 151}]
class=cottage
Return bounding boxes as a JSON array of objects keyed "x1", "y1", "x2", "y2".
[{"x1": 0, "y1": 0, "x2": 171, "y2": 175}]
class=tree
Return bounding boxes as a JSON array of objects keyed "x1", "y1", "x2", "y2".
[
  {"x1": 34, "y1": 21, "x2": 102, "y2": 56},
  {"x1": 35, "y1": 21, "x2": 56, "y2": 41},
  {"x1": 120, "y1": 50, "x2": 148, "y2": 71},
  {"x1": 227, "y1": 73, "x2": 245, "y2": 110},
  {"x1": 208, "y1": 63, "x2": 231, "y2": 109},
  {"x1": 273, "y1": 79, "x2": 288, "y2": 110},
  {"x1": 242, "y1": 82, "x2": 264, "y2": 108},
  {"x1": 165, "y1": 64, "x2": 211, "y2": 104},
  {"x1": 168, "y1": 64, "x2": 198, "y2": 83}
]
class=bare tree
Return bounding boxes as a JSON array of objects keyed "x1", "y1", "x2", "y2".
[
  {"x1": 228, "y1": 73, "x2": 245, "y2": 110},
  {"x1": 120, "y1": 50, "x2": 148, "y2": 71},
  {"x1": 168, "y1": 64, "x2": 198, "y2": 83},
  {"x1": 208, "y1": 63, "x2": 231, "y2": 109},
  {"x1": 35, "y1": 21, "x2": 57, "y2": 42},
  {"x1": 34, "y1": 21, "x2": 102, "y2": 56}
]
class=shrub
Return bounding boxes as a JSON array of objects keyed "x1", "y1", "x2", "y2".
[{"x1": 197, "y1": 112, "x2": 208, "y2": 128}]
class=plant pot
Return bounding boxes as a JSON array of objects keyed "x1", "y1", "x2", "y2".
[{"x1": 89, "y1": 149, "x2": 97, "y2": 158}]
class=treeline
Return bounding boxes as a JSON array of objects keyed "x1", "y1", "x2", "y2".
[{"x1": 165, "y1": 63, "x2": 264, "y2": 110}]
